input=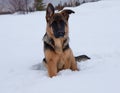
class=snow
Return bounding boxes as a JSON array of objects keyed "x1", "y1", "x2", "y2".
[{"x1": 0, "y1": 0, "x2": 120, "y2": 93}]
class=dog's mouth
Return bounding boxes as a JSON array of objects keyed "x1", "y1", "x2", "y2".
[{"x1": 54, "y1": 30, "x2": 65, "y2": 38}]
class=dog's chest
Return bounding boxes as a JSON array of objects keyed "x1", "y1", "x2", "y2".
[
  {"x1": 57, "y1": 52, "x2": 70, "y2": 70},
  {"x1": 43, "y1": 34, "x2": 70, "y2": 53},
  {"x1": 58, "y1": 61, "x2": 64, "y2": 70}
]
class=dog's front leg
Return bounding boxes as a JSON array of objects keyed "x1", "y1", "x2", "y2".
[{"x1": 47, "y1": 60, "x2": 57, "y2": 78}]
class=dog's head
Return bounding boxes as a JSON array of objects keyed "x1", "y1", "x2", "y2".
[{"x1": 46, "y1": 3, "x2": 75, "y2": 38}]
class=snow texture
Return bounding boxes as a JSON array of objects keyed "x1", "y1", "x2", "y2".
[{"x1": 0, "y1": 0, "x2": 120, "y2": 93}]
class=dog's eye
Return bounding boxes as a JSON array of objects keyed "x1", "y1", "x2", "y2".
[
  {"x1": 49, "y1": 21, "x2": 56, "y2": 27},
  {"x1": 60, "y1": 20, "x2": 64, "y2": 24},
  {"x1": 51, "y1": 21, "x2": 57, "y2": 26},
  {"x1": 60, "y1": 20, "x2": 66, "y2": 26},
  {"x1": 52, "y1": 21, "x2": 57, "y2": 24}
]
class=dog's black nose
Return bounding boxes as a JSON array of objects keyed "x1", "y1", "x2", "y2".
[
  {"x1": 54, "y1": 31, "x2": 65, "y2": 38},
  {"x1": 58, "y1": 30, "x2": 65, "y2": 37}
]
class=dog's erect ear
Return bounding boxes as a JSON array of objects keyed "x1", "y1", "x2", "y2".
[
  {"x1": 61, "y1": 9, "x2": 75, "y2": 21},
  {"x1": 46, "y1": 3, "x2": 55, "y2": 22}
]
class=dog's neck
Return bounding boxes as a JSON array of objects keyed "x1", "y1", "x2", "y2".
[{"x1": 43, "y1": 33, "x2": 69, "y2": 54}]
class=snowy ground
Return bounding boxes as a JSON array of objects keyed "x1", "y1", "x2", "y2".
[{"x1": 0, "y1": 0, "x2": 120, "y2": 93}]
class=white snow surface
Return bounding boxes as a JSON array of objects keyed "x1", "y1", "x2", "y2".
[{"x1": 0, "y1": 0, "x2": 120, "y2": 93}]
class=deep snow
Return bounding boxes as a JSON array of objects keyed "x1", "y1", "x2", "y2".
[{"x1": 0, "y1": 0, "x2": 120, "y2": 93}]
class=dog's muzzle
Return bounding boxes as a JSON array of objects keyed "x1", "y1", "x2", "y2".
[
  {"x1": 55, "y1": 30, "x2": 65, "y2": 38},
  {"x1": 58, "y1": 30, "x2": 65, "y2": 37}
]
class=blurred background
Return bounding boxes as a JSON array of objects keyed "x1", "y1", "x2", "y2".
[{"x1": 0, "y1": 0, "x2": 99, "y2": 15}]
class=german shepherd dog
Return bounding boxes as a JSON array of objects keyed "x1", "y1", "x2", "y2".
[{"x1": 42, "y1": 3, "x2": 90, "y2": 77}]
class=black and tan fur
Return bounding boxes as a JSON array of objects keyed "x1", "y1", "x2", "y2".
[{"x1": 42, "y1": 3, "x2": 90, "y2": 77}]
